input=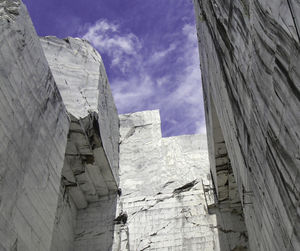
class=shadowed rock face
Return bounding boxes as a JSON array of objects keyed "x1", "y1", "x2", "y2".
[
  {"x1": 194, "y1": 0, "x2": 300, "y2": 250},
  {"x1": 0, "y1": 2, "x2": 69, "y2": 250},
  {"x1": 0, "y1": 1, "x2": 120, "y2": 250}
]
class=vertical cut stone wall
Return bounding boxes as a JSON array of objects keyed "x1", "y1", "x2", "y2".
[
  {"x1": 40, "y1": 36, "x2": 120, "y2": 251},
  {"x1": 41, "y1": 37, "x2": 119, "y2": 184},
  {"x1": 49, "y1": 185, "x2": 77, "y2": 251},
  {"x1": 194, "y1": 0, "x2": 300, "y2": 250},
  {"x1": 0, "y1": 2, "x2": 69, "y2": 250},
  {"x1": 74, "y1": 195, "x2": 118, "y2": 251}
]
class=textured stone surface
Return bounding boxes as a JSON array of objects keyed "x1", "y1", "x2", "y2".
[
  {"x1": 118, "y1": 110, "x2": 164, "y2": 197},
  {"x1": 3, "y1": 0, "x2": 298, "y2": 249},
  {"x1": 41, "y1": 36, "x2": 119, "y2": 185},
  {"x1": 40, "y1": 37, "x2": 120, "y2": 250},
  {"x1": 0, "y1": 2, "x2": 69, "y2": 250},
  {"x1": 112, "y1": 110, "x2": 248, "y2": 251},
  {"x1": 0, "y1": 4, "x2": 120, "y2": 249},
  {"x1": 40, "y1": 36, "x2": 103, "y2": 118},
  {"x1": 49, "y1": 185, "x2": 77, "y2": 251},
  {"x1": 54, "y1": 113, "x2": 118, "y2": 251},
  {"x1": 38, "y1": 35, "x2": 120, "y2": 251},
  {"x1": 194, "y1": 0, "x2": 300, "y2": 250},
  {"x1": 74, "y1": 195, "x2": 117, "y2": 251}
]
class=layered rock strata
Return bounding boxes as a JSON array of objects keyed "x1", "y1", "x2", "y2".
[{"x1": 194, "y1": 0, "x2": 300, "y2": 250}]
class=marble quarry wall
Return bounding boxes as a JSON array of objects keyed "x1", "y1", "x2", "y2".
[
  {"x1": 40, "y1": 36, "x2": 119, "y2": 184},
  {"x1": 41, "y1": 36, "x2": 120, "y2": 251},
  {"x1": 0, "y1": 1, "x2": 119, "y2": 250},
  {"x1": 0, "y1": 1, "x2": 69, "y2": 250},
  {"x1": 1, "y1": 0, "x2": 298, "y2": 250},
  {"x1": 112, "y1": 110, "x2": 248, "y2": 251},
  {"x1": 193, "y1": 0, "x2": 300, "y2": 250}
]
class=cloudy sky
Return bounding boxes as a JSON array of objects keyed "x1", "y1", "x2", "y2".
[{"x1": 23, "y1": 0, "x2": 205, "y2": 137}]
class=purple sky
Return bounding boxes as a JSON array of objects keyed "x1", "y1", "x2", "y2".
[{"x1": 22, "y1": 0, "x2": 205, "y2": 137}]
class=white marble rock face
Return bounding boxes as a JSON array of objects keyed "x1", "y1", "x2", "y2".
[
  {"x1": 193, "y1": 0, "x2": 300, "y2": 250},
  {"x1": 40, "y1": 36, "x2": 120, "y2": 184},
  {"x1": 40, "y1": 36, "x2": 102, "y2": 119},
  {"x1": 112, "y1": 110, "x2": 247, "y2": 251},
  {"x1": 40, "y1": 37, "x2": 121, "y2": 251},
  {"x1": 0, "y1": 2, "x2": 69, "y2": 250},
  {"x1": 3, "y1": 0, "x2": 299, "y2": 250}
]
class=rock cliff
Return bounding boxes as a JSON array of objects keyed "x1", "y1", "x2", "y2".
[
  {"x1": 0, "y1": 1, "x2": 69, "y2": 250},
  {"x1": 1, "y1": 0, "x2": 299, "y2": 250},
  {"x1": 112, "y1": 110, "x2": 248, "y2": 251},
  {"x1": 40, "y1": 36, "x2": 119, "y2": 184},
  {"x1": 0, "y1": 2, "x2": 120, "y2": 250},
  {"x1": 194, "y1": 0, "x2": 300, "y2": 250},
  {"x1": 40, "y1": 37, "x2": 120, "y2": 251}
]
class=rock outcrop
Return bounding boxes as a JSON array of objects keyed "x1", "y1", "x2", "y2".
[
  {"x1": 1, "y1": 0, "x2": 298, "y2": 250},
  {"x1": 0, "y1": 2, "x2": 69, "y2": 250},
  {"x1": 194, "y1": 0, "x2": 300, "y2": 250},
  {"x1": 0, "y1": 1, "x2": 120, "y2": 250},
  {"x1": 40, "y1": 36, "x2": 119, "y2": 184},
  {"x1": 113, "y1": 110, "x2": 248, "y2": 251},
  {"x1": 40, "y1": 37, "x2": 120, "y2": 251}
]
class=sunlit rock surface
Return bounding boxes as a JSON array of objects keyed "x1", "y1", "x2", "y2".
[
  {"x1": 194, "y1": 0, "x2": 300, "y2": 250},
  {"x1": 40, "y1": 36, "x2": 103, "y2": 118},
  {"x1": 112, "y1": 110, "x2": 248, "y2": 251},
  {"x1": 40, "y1": 36, "x2": 119, "y2": 184},
  {"x1": 0, "y1": 2, "x2": 69, "y2": 250},
  {"x1": 40, "y1": 37, "x2": 120, "y2": 251}
]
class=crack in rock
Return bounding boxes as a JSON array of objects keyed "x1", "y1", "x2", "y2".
[
  {"x1": 140, "y1": 244, "x2": 151, "y2": 250},
  {"x1": 162, "y1": 180, "x2": 175, "y2": 188},
  {"x1": 149, "y1": 221, "x2": 172, "y2": 237},
  {"x1": 129, "y1": 195, "x2": 173, "y2": 220},
  {"x1": 210, "y1": 225, "x2": 247, "y2": 235},
  {"x1": 120, "y1": 123, "x2": 152, "y2": 144},
  {"x1": 173, "y1": 180, "x2": 198, "y2": 194},
  {"x1": 75, "y1": 230, "x2": 93, "y2": 240}
]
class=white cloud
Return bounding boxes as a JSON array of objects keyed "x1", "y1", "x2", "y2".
[
  {"x1": 195, "y1": 121, "x2": 207, "y2": 134},
  {"x1": 111, "y1": 75, "x2": 155, "y2": 112},
  {"x1": 82, "y1": 20, "x2": 141, "y2": 73},
  {"x1": 156, "y1": 76, "x2": 170, "y2": 87},
  {"x1": 148, "y1": 43, "x2": 177, "y2": 64},
  {"x1": 81, "y1": 20, "x2": 205, "y2": 136},
  {"x1": 160, "y1": 24, "x2": 204, "y2": 134}
]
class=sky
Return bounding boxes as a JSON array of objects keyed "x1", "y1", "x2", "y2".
[{"x1": 22, "y1": 0, "x2": 206, "y2": 137}]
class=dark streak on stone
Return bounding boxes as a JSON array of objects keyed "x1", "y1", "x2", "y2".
[{"x1": 173, "y1": 180, "x2": 198, "y2": 194}]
